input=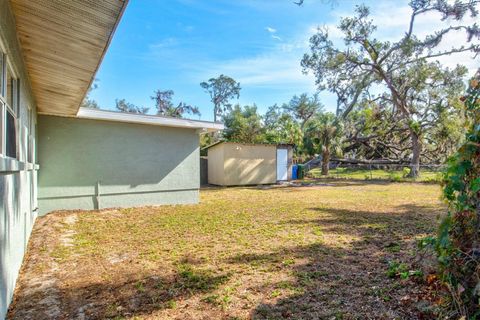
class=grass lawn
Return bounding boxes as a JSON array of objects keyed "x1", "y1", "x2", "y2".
[
  {"x1": 9, "y1": 181, "x2": 443, "y2": 319},
  {"x1": 308, "y1": 167, "x2": 443, "y2": 183}
]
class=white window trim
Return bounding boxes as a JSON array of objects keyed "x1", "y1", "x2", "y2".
[
  {"x1": 27, "y1": 105, "x2": 35, "y2": 164},
  {"x1": 5, "y1": 106, "x2": 18, "y2": 159},
  {"x1": 0, "y1": 52, "x2": 5, "y2": 98},
  {"x1": 0, "y1": 52, "x2": 6, "y2": 156},
  {"x1": 0, "y1": 56, "x2": 20, "y2": 160},
  {"x1": 0, "y1": 101, "x2": 4, "y2": 156}
]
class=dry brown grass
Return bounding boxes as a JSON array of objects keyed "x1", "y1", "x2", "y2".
[{"x1": 9, "y1": 181, "x2": 444, "y2": 319}]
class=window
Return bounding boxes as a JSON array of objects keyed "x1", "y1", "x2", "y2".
[
  {"x1": 0, "y1": 102, "x2": 3, "y2": 155},
  {"x1": 0, "y1": 55, "x2": 19, "y2": 159},
  {"x1": 6, "y1": 108, "x2": 16, "y2": 158},
  {"x1": 6, "y1": 67, "x2": 18, "y2": 114},
  {"x1": 27, "y1": 107, "x2": 35, "y2": 163},
  {"x1": 6, "y1": 66, "x2": 13, "y2": 108},
  {"x1": 0, "y1": 53, "x2": 4, "y2": 97}
]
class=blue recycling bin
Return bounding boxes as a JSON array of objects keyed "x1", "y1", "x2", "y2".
[{"x1": 292, "y1": 165, "x2": 298, "y2": 180}]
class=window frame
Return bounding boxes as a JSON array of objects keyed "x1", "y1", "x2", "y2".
[
  {"x1": 27, "y1": 105, "x2": 35, "y2": 164},
  {"x1": 5, "y1": 106, "x2": 17, "y2": 159},
  {"x1": 0, "y1": 52, "x2": 4, "y2": 99},
  {"x1": 0, "y1": 53, "x2": 20, "y2": 160},
  {"x1": 0, "y1": 52, "x2": 6, "y2": 156},
  {"x1": 0, "y1": 101, "x2": 4, "y2": 156}
]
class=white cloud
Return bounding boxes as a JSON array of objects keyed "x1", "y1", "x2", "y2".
[
  {"x1": 187, "y1": 22, "x2": 321, "y2": 93},
  {"x1": 149, "y1": 37, "x2": 178, "y2": 49},
  {"x1": 266, "y1": 26, "x2": 284, "y2": 41},
  {"x1": 192, "y1": 43, "x2": 315, "y2": 92},
  {"x1": 266, "y1": 26, "x2": 277, "y2": 33}
]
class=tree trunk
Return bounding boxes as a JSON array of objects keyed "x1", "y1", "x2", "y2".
[
  {"x1": 330, "y1": 158, "x2": 407, "y2": 165},
  {"x1": 408, "y1": 130, "x2": 421, "y2": 178},
  {"x1": 321, "y1": 149, "x2": 330, "y2": 176},
  {"x1": 213, "y1": 104, "x2": 220, "y2": 123}
]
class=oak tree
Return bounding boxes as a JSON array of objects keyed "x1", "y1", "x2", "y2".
[{"x1": 302, "y1": 0, "x2": 479, "y2": 177}]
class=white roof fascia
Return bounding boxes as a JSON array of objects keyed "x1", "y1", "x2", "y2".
[{"x1": 76, "y1": 107, "x2": 224, "y2": 133}]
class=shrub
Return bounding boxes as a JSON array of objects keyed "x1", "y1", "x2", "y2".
[
  {"x1": 434, "y1": 72, "x2": 480, "y2": 318},
  {"x1": 402, "y1": 167, "x2": 411, "y2": 178}
]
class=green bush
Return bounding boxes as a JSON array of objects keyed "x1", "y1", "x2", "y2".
[
  {"x1": 433, "y1": 74, "x2": 480, "y2": 318},
  {"x1": 402, "y1": 167, "x2": 411, "y2": 178}
]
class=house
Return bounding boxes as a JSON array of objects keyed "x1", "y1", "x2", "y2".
[
  {"x1": 38, "y1": 108, "x2": 222, "y2": 214},
  {"x1": 205, "y1": 142, "x2": 293, "y2": 186},
  {"x1": 0, "y1": 1, "x2": 222, "y2": 318}
]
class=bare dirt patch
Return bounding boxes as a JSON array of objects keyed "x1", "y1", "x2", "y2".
[{"x1": 8, "y1": 181, "x2": 443, "y2": 319}]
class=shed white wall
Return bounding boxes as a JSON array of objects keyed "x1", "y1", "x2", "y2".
[
  {"x1": 207, "y1": 143, "x2": 225, "y2": 186},
  {"x1": 208, "y1": 143, "x2": 280, "y2": 186}
]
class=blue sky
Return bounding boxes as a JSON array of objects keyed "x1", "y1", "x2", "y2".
[{"x1": 91, "y1": 0, "x2": 480, "y2": 121}]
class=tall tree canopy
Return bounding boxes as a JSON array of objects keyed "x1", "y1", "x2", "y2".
[
  {"x1": 200, "y1": 74, "x2": 241, "y2": 122},
  {"x1": 115, "y1": 99, "x2": 149, "y2": 114},
  {"x1": 302, "y1": 0, "x2": 479, "y2": 176},
  {"x1": 266, "y1": 113, "x2": 303, "y2": 147},
  {"x1": 342, "y1": 100, "x2": 405, "y2": 160},
  {"x1": 343, "y1": 63, "x2": 467, "y2": 164},
  {"x1": 151, "y1": 89, "x2": 200, "y2": 118},
  {"x1": 222, "y1": 105, "x2": 265, "y2": 143},
  {"x1": 283, "y1": 93, "x2": 323, "y2": 129}
]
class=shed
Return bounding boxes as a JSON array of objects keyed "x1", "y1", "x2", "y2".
[{"x1": 206, "y1": 142, "x2": 293, "y2": 186}]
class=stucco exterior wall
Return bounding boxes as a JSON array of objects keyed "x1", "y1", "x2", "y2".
[
  {"x1": 207, "y1": 143, "x2": 225, "y2": 185},
  {"x1": 0, "y1": 2, "x2": 38, "y2": 318},
  {"x1": 38, "y1": 115, "x2": 200, "y2": 215}
]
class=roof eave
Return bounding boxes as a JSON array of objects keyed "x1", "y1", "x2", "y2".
[
  {"x1": 76, "y1": 107, "x2": 224, "y2": 132},
  {"x1": 75, "y1": 0, "x2": 129, "y2": 115},
  {"x1": 10, "y1": 0, "x2": 129, "y2": 116}
]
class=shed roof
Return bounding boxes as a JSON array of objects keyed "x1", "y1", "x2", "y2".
[
  {"x1": 9, "y1": 0, "x2": 128, "y2": 116},
  {"x1": 202, "y1": 141, "x2": 294, "y2": 151},
  {"x1": 76, "y1": 107, "x2": 224, "y2": 133}
]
